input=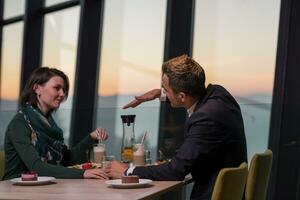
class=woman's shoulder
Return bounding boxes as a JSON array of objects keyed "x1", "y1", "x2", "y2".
[
  {"x1": 10, "y1": 111, "x2": 25, "y2": 121},
  {"x1": 5, "y1": 112, "x2": 32, "y2": 140},
  {"x1": 7, "y1": 111, "x2": 28, "y2": 129}
]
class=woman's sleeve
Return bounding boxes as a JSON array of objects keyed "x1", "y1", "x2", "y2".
[
  {"x1": 63, "y1": 135, "x2": 94, "y2": 165},
  {"x1": 8, "y1": 117, "x2": 84, "y2": 178}
]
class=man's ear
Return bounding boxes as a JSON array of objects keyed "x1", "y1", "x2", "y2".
[{"x1": 178, "y1": 92, "x2": 186, "y2": 103}]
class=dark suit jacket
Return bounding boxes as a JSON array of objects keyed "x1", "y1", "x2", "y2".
[{"x1": 132, "y1": 84, "x2": 247, "y2": 200}]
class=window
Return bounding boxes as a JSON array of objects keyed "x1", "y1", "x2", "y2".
[
  {"x1": 0, "y1": 22, "x2": 24, "y2": 148},
  {"x1": 96, "y1": 0, "x2": 167, "y2": 160},
  {"x1": 42, "y1": 7, "x2": 80, "y2": 144},
  {"x1": 193, "y1": 0, "x2": 281, "y2": 158},
  {"x1": 3, "y1": 0, "x2": 25, "y2": 19}
]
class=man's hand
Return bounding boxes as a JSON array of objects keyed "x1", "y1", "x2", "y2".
[
  {"x1": 83, "y1": 168, "x2": 109, "y2": 179},
  {"x1": 104, "y1": 160, "x2": 128, "y2": 179},
  {"x1": 123, "y1": 89, "x2": 161, "y2": 109}
]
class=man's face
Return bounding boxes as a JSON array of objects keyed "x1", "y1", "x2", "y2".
[{"x1": 162, "y1": 74, "x2": 183, "y2": 107}]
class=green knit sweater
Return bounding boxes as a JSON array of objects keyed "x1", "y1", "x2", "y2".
[{"x1": 2, "y1": 112, "x2": 94, "y2": 180}]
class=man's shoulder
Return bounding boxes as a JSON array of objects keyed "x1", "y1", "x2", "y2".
[
  {"x1": 194, "y1": 96, "x2": 227, "y2": 118},
  {"x1": 190, "y1": 85, "x2": 242, "y2": 126},
  {"x1": 206, "y1": 84, "x2": 237, "y2": 102},
  {"x1": 200, "y1": 84, "x2": 240, "y2": 112}
]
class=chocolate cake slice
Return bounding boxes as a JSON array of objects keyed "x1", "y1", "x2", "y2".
[{"x1": 121, "y1": 175, "x2": 139, "y2": 183}]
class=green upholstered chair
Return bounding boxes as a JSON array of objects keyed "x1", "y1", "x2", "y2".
[
  {"x1": 245, "y1": 149, "x2": 273, "y2": 200},
  {"x1": 211, "y1": 162, "x2": 248, "y2": 200},
  {"x1": 0, "y1": 150, "x2": 5, "y2": 180}
]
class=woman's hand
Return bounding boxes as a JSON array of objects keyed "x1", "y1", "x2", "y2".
[
  {"x1": 83, "y1": 168, "x2": 109, "y2": 179},
  {"x1": 104, "y1": 160, "x2": 128, "y2": 179},
  {"x1": 123, "y1": 89, "x2": 161, "y2": 109},
  {"x1": 90, "y1": 127, "x2": 108, "y2": 141}
]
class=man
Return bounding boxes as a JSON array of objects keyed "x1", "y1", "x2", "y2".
[{"x1": 106, "y1": 55, "x2": 247, "y2": 199}]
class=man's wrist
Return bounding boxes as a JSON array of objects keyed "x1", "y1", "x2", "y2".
[{"x1": 124, "y1": 166, "x2": 136, "y2": 176}]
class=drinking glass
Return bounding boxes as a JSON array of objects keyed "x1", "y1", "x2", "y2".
[
  {"x1": 93, "y1": 143, "x2": 105, "y2": 163},
  {"x1": 102, "y1": 155, "x2": 115, "y2": 169},
  {"x1": 133, "y1": 143, "x2": 145, "y2": 166}
]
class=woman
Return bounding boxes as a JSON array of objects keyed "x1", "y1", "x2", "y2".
[{"x1": 3, "y1": 67, "x2": 108, "y2": 180}]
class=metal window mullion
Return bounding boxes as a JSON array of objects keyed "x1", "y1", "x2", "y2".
[
  {"x1": 1, "y1": 15, "x2": 23, "y2": 25},
  {"x1": 69, "y1": 0, "x2": 104, "y2": 146},
  {"x1": 20, "y1": 0, "x2": 45, "y2": 92},
  {"x1": 42, "y1": 0, "x2": 79, "y2": 14},
  {"x1": 0, "y1": 0, "x2": 4, "y2": 102},
  {"x1": 158, "y1": 0, "x2": 195, "y2": 156}
]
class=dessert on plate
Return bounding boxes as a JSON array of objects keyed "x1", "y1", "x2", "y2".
[
  {"x1": 21, "y1": 171, "x2": 38, "y2": 181},
  {"x1": 121, "y1": 175, "x2": 139, "y2": 183}
]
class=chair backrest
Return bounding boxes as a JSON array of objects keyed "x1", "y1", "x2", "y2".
[
  {"x1": 0, "y1": 150, "x2": 5, "y2": 180},
  {"x1": 211, "y1": 162, "x2": 248, "y2": 200},
  {"x1": 245, "y1": 149, "x2": 273, "y2": 200}
]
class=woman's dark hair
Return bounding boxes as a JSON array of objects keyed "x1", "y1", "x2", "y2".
[
  {"x1": 19, "y1": 67, "x2": 69, "y2": 110},
  {"x1": 162, "y1": 54, "x2": 206, "y2": 98}
]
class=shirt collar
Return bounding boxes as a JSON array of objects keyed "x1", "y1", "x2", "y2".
[{"x1": 187, "y1": 101, "x2": 198, "y2": 117}]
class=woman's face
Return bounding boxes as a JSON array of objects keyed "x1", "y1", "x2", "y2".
[{"x1": 34, "y1": 76, "x2": 65, "y2": 115}]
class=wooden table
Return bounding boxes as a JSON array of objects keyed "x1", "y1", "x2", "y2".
[{"x1": 0, "y1": 178, "x2": 184, "y2": 200}]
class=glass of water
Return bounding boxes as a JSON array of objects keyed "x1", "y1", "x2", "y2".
[{"x1": 102, "y1": 155, "x2": 115, "y2": 169}]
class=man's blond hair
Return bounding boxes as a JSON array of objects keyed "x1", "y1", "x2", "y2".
[{"x1": 162, "y1": 54, "x2": 206, "y2": 97}]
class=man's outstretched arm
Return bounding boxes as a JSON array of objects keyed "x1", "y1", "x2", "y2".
[{"x1": 123, "y1": 89, "x2": 161, "y2": 109}]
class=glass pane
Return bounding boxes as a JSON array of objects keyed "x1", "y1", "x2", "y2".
[
  {"x1": 3, "y1": 0, "x2": 25, "y2": 19},
  {"x1": 193, "y1": 0, "x2": 281, "y2": 159},
  {"x1": 45, "y1": 0, "x2": 71, "y2": 7},
  {"x1": 96, "y1": 0, "x2": 167, "y2": 161},
  {"x1": 0, "y1": 22, "x2": 24, "y2": 149},
  {"x1": 42, "y1": 7, "x2": 80, "y2": 144}
]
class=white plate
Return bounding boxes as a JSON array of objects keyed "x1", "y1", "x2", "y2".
[
  {"x1": 10, "y1": 176, "x2": 56, "y2": 186},
  {"x1": 105, "y1": 179, "x2": 152, "y2": 189}
]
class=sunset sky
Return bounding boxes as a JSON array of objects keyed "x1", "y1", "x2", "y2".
[
  {"x1": 0, "y1": 0, "x2": 280, "y2": 101},
  {"x1": 0, "y1": 0, "x2": 282, "y2": 166}
]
